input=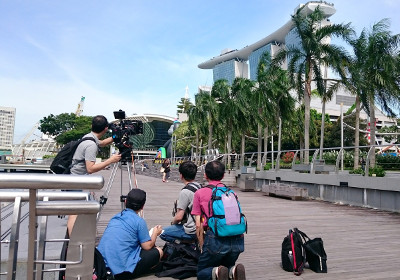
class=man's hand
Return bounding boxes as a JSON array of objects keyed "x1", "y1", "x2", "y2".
[
  {"x1": 109, "y1": 153, "x2": 121, "y2": 163},
  {"x1": 152, "y1": 225, "x2": 163, "y2": 236}
]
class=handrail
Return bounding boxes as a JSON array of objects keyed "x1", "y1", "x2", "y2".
[
  {"x1": 310, "y1": 150, "x2": 320, "y2": 174},
  {"x1": 0, "y1": 173, "x2": 104, "y2": 190},
  {"x1": 335, "y1": 148, "x2": 343, "y2": 174},
  {"x1": 0, "y1": 190, "x2": 90, "y2": 202},
  {"x1": 35, "y1": 244, "x2": 83, "y2": 265},
  {"x1": 364, "y1": 146, "x2": 375, "y2": 177},
  {"x1": 0, "y1": 173, "x2": 103, "y2": 280},
  {"x1": 36, "y1": 201, "x2": 100, "y2": 216}
]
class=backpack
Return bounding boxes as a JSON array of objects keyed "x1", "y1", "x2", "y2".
[
  {"x1": 93, "y1": 248, "x2": 114, "y2": 280},
  {"x1": 207, "y1": 184, "x2": 247, "y2": 237},
  {"x1": 50, "y1": 137, "x2": 96, "y2": 174},
  {"x1": 281, "y1": 228, "x2": 305, "y2": 275},
  {"x1": 172, "y1": 183, "x2": 202, "y2": 224},
  {"x1": 156, "y1": 242, "x2": 200, "y2": 279}
]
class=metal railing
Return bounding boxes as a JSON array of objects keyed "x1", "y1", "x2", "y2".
[
  {"x1": 0, "y1": 173, "x2": 104, "y2": 280},
  {"x1": 148, "y1": 143, "x2": 400, "y2": 177}
]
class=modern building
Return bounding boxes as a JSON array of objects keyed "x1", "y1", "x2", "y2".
[
  {"x1": 0, "y1": 106, "x2": 16, "y2": 154},
  {"x1": 197, "y1": 1, "x2": 397, "y2": 146},
  {"x1": 198, "y1": 1, "x2": 335, "y2": 83},
  {"x1": 116, "y1": 114, "x2": 178, "y2": 158}
]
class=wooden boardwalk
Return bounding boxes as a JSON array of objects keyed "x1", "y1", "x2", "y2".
[{"x1": 94, "y1": 167, "x2": 400, "y2": 280}]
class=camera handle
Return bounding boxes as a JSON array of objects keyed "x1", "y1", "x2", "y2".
[{"x1": 96, "y1": 158, "x2": 135, "y2": 222}]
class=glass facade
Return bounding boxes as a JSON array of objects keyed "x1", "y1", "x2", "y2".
[
  {"x1": 131, "y1": 120, "x2": 172, "y2": 150},
  {"x1": 284, "y1": 28, "x2": 303, "y2": 70},
  {"x1": 249, "y1": 44, "x2": 272, "y2": 81},
  {"x1": 213, "y1": 60, "x2": 236, "y2": 85}
]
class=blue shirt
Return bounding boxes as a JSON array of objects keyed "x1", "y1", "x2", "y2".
[{"x1": 97, "y1": 209, "x2": 151, "y2": 275}]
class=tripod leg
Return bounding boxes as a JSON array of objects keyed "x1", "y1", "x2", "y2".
[
  {"x1": 97, "y1": 162, "x2": 120, "y2": 221},
  {"x1": 126, "y1": 162, "x2": 134, "y2": 190}
]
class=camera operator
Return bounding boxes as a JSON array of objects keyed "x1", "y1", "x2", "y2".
[
  {"x1": 70, "y1": 115, "x2": 121, "y2": 175},
  {"x1": 68, "y1": 115, "x2": 121, "y2": 235}
]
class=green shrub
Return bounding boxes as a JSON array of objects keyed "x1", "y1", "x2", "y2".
[
  {"x1": 350, "y1": 168, "x2": 364, "y2": 175},
  {"x1": 264, "y1": 163, "x2": 272, "y2": 170},
  {"x1": 279, "y1": 162, "x2": 292, "y2": 169},
  {"x1": 376, "y1": 154, "x2": 400, "y2": 170},
  {"x1": 369, "y1": 166, "x2": 386, "y2": 177}
]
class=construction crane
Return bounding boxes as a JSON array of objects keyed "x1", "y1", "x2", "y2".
[{"x1": 75, "y1": 96, "x2": 85, "y2": 116}]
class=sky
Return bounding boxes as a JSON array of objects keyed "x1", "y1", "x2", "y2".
[{"x1": 1, "y1": 0, "x2": 399, "y2": 143}]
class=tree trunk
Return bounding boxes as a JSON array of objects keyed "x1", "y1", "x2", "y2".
[
  {"x1": 262, "y1": 126, "x2": 268, "y2": 167},
  {"x1": 257, "y1": 123, "x2": 262, "y2": 170},
  {"x1": 304, "y1": 82, "x2": 311, "y2": 164},
  {"x1": 319, "y1": 101, "x2": 326, "y2": 160},
  {"x1": 196, "y1": 128, "x2": 199, "y2": 165},
  {"x1": 278, "y1": 117, "x2": 282, "y2": 156},
  {"x1": 208, "y1": 125, "x2": 213, "y2": 150},
  {"x1": 240, "y1": 133, "x2": 245, "y2": 167},
  {"x1": 354, "y1": 95, "x2": 360, "y2": 169},
  {"x1": 369, "y1": 97, "x2": 376, "y2": 168},
  {"x1": 227, "y1": 129, "x2": 232, "y2": 169}
]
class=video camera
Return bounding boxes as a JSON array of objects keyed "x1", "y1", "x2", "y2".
[{"x1": 109, "y1": 110, "x2": 143, "y2": 159}]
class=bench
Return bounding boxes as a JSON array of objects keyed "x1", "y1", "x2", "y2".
[{"x1": 262, "y1": 183, "x2": 308, "y2": 200}]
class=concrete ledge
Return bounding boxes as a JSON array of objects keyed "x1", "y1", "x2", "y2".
[{"x1": 262, "y1": 183, "x2": 308, "y2": 200}]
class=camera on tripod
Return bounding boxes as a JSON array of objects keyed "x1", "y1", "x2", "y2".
[{"x1": 109, "y1": 110, "x2": 143, "y2": 159}]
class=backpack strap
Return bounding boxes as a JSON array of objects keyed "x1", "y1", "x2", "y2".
[
  {"x1": 71, "y1": 137, "x2": 98, "y2": 166},
  {"x1": 182, "y1": 182, "x2": 202, "y2": 193}
]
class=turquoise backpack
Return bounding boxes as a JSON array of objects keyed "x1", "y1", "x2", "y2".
[{"x1": 207, "y1": 184, "x2": 247, "y2": 237}]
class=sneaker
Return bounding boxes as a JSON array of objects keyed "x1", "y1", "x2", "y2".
[
  {"x1": 216, "y1": 265, "x2": 229, "y2": 280},
  {"x1": 231, "y1": 263, "x2": 246, "y2": 280}
]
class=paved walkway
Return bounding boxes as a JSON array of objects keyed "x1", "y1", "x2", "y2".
[{"x1": 94, "y1": 167, "x2": 400, "y2": 280}]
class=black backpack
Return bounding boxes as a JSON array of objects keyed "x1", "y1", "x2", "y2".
[
  {"x1": 93, "y1": 248, "x2": 114, "y2": 280},
  {"x1": 156, "y1": 242, "x2": 200, "y2": 279},
  {"x1": 281, "y1": 228, "x2": 305, "y2": 275},
  {"x1": 50, "y1": 137, "x2": 96, "y2": 174}
]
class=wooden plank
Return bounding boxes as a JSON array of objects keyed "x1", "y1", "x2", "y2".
[{"x1": 94, "y1": 167, "x2": 400, "y2": 280}]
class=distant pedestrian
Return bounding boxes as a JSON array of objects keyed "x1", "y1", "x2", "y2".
[
  {"x1": 162, "y1": 159, "x2": 171, "y2": 182},
  {"x1": 360, "y1": 157, "x2": 366, "y2": 172}
]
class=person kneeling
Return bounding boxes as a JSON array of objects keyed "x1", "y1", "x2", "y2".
[{"x1": 97, "y1": 189, "x2": 163, "y2": 279}]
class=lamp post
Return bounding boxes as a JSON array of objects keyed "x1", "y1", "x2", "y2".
[{"x1": 341, "y1": 103, "x2": 344, "y2": 171}]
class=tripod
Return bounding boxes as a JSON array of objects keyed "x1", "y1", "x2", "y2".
[{"x1": 97, "y1": 154, "x2": 137, "y2": 222}]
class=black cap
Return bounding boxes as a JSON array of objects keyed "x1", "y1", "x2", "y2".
[{"x1": 126, "y1": 189, "x2": 146, "y2": 210}]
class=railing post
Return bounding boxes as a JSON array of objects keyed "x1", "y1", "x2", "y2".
[
  {"x1": 7, "y1": 197, "x2": 22, "y2": 280},
  {"x1": 27, "y1": 189, "x2": 37, "y2": 280},
  {"x1": 364, "y1": 147, "x2": 374, "y2": 177},
  {"x1": 275, "y1": 151, "x2": 282, "y2": 171},
  {"x1": 291, "y1": 151, "x2": 299, "y2": 171},
  {"x1": 310, "y1": 150, "x2": 320, "y2": 174}
]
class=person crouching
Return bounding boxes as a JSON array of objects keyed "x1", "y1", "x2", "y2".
[{"x1": 97, "y1": 189, "x2": 163, "y2": 279}]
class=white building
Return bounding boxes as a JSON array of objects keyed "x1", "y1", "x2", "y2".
[{"x1": 0, "y1": 106, "x2": 16, "y2": 152}]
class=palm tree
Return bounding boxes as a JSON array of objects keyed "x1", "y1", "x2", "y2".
[
  {"x1": 257, "y1": 52, "x2": 295, "y2": 168},
  {"x1": 255, "y1": 54, "x2": 276, "y2": 170},
  {"x1": 196, "y1": 86, "x2": 219, "y2": 151},
  {"x1": 345, "y1": 19, "x2": 400, "y2": 167},
  {"x1": 313, "y1": 80, "x2": 341, "y2": 160},
  {"x1": 231, "y1": 77, "x2": 255, "y2": 167},
  {"x1": 273, "y1": 6, "x2": 353, "y2": 163},
  {"x1": 188, "y1": 91, "x2": 209, "y2": 163}
]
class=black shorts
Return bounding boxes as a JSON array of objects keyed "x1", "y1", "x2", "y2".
[{"x1": 114, "y1": 247, "x2": 160, "y2": 279}]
